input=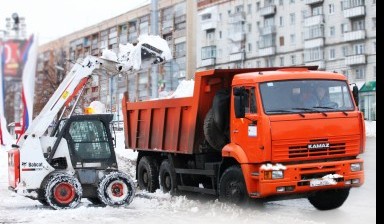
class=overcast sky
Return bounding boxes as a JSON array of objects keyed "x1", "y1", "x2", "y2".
[{"x1": 0, "y1": 0, "x2": 150, "y2": 44}]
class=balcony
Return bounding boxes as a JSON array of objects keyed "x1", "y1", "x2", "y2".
[
  {"x1": 304, "y1": 38, "x2": 324, "y2": 49},
  {"x1": 343, "y1": 6, "x2": 365, "y2": 18},
  {"x1": 259, "y1": 26, "x2": 276, "y2": 35},
  {"x1": 228, "y1": 32, "x2": 246, "y2": 42},
  {"x1": 228, "y1": 12, "x2": 246, "y2": 24},
  {"x1": 260, "y1": 5, "x2": 276, "y2": 17},
  {"x1": 174, "y1": 29, "x2": 186, "y2": 39},
  {"x1": 201, "y1": 21, "x2": 218, "y2": 30},
  {"x1": 258, "y1": 47, "x2": 276, "y2": 57},
  {"x1": 229, "y1": 52, "x2": 245, "y2": 62},
  {"x1": 305, "y1": 60, "x2": 325, "y2": 70},
  {"x1": 343, "y1": 30, "x2": 366, "y2": 42},
  {"x1": 304, "y1": 15, "x2": 324, "y2": 27},
  {"x1": 201, "y1": 58, "x2": 216, "y2": 67},
  {"x1": 305, "y1": 0, "x2": 323, "y2": 5},
  {"x1": 345, "y1": 54, "x2": 366, "y2": 66}
]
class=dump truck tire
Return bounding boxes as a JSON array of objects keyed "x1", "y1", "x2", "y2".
[
  {"x1": 219, "y1": 166, "x2": 249, "y2": 206},
  {"x1": 44, "y1": 173, "x2": 83, "y2": 210},
  {"x1": 308, "y1": 188, "x2": 350, "y2": 210},
  {"x1": 137, "y1": 156, "x2": 159, "y2": 192},
  {"x1": 159, "y1": 160, "x2": 177, "y2": 194},
  {"x1": 97, "y1": 171, "x2": 135, "y2": 207},
  {"x1": 204, "y1": 108, "x2": 228, "y2": 151}
]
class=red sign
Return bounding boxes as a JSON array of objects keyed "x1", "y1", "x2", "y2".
[{"x1": 2, "y1": 39, "x2": 26, "y2": 78}]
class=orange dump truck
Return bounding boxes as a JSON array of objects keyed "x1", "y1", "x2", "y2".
[{"x1": 122, "y1": 67, "x2": 365, "y2": 210}]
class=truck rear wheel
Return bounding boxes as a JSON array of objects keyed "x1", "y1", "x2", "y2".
[
  {"x1": 44, "y1": 173, "x2": 83, "y2": 210},
  {"x1": 159, "y1": 160, "x2": 177, "y2": 194},
  {"x1": 219, "y1": 166, "x2": 249, "y2": 205},
  {"x1": 308, "y1": 188, "x2": 350, "y2": 210},
  {"x1": 204, "y1": 109, "x2": 228, "y2": 151},
  {"x1": 137, "y1": 156, "x2": 159, "y2": 192},
  {"x1": 97, "y1": 171, "x2": 135, "y2": 207}
]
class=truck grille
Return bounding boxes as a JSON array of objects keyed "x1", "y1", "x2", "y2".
[
  {"x1": 289, "y1": 142, "x2": 346, "y2": 158},
  {"x1": 272, "y1": 135, "x2": 360, "y2": 162}
]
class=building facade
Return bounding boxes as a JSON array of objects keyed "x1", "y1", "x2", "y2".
[
  {"x1": 37, "y1": 0, "x2": 196, "y2": 121},
  {"x1": 196, "y1": 0, "x2": 376, "y2": 120}
]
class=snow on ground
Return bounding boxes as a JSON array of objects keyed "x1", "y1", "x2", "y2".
[{"x1": 0, "y1": 124, "x2": 376, "y2": 224}]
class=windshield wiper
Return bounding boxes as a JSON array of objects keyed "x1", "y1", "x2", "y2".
[
  {"x1": 292, "y1": 107, "x2": 328, "y2": 117},
  {"x1": 267, "y1": 109, "x2": 305, "y2": 118}
]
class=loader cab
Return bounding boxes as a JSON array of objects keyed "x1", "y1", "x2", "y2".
[{"x1": 52, "y1": 114, "x2": 118, "y2": 169}]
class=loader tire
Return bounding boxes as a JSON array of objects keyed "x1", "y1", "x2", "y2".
[
  {"x1": 204, "y1": 108, "x2": 228, "y2": 151},
  {"x1": 44, "y1": 173, "x2": 83, "y2": 210},
  {"x1": 308, "y1": 188, "x2": 350, "y2": 210},
  {"x1": 137, "y1": 156, "x2": 159, "y2": 192},
  {"x1": 97, "y1": 171, "x2": 135, "y2": 207}
]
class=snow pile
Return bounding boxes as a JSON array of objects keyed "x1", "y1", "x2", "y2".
[
  {"x1": 322, "y1": 174, "x2": 343, "y2": 179},
  {"x1": 100, "y1": 48, "x2": 118, "y2": 62},
  {"x1": 167, "y1": 80, "x2": 195, "y2": 98},
  {"x1": 260, "y1": 163, "x2": 287, "y2": 171}
]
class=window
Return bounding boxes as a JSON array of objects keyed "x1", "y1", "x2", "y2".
[
  {"x1": 236, "y1": 5, "x2": 244, "y2": 13},
  {"x1": 290, "y1": 0, "x2": 295, "y2": 3},
  {"x1": 342, "y1": 46, "x2": 349, "y2": 56},
  {"x1": 373, "y1": 41, "x2": 376, "y2": 54},
  {"x1": 248, "y1": 4, "x2": 252, "y2": 13},
  {"x1": 279, "y1": 0, "x2": 283, "y2": 5},
  {"x1": 279, "y1": 16, "x2": 284, "y2": 27},
  {"x1": 312, "y1": 5, "x2": 323, "y2": 16},
  {"x1": 355, "y1": 67, "x2": 365, "y2": 80},
  {"x1": 219, "y1": 31, "x2": 222, "y2": 39},
  {"x1": 264, "y1": 17, "x2": 275, "y2": 27},
  {"x1": 257, "y1": 60, "x2": 261, "y2": 67},
  {"x1": 291, "y1": 55, "x2": 296, "y2": 65},
  {"x1": 304, "y1": 47, "x2": 324, "y2": 62},
  {"x1": 256, "y1": 2, "x2": 260, "y2": 11},
  {"x1": 329, "y1": 4, "x2": 335, "y2": 14},
  {"x1": 372, "y1": 17, "x2": 376, "y2": 30},
  {"x1": 243, "y1": 87, "x2": 257, "y2": 114},
  {"x1": 206, "y1": 29, "x2": 215, "y2": 40},
  {"x1": 329, "y1": 48, "x2": 336, "y2": 60},
  {"x1": 352, "y1": 19, "x2": 365, "y2": 30},
  {"x1": 202, "y1": 14, "x2": 211, "y2": 20},
  {"x1": 69, "y1": 120, "x2": 112, "y2": 160},
  {"x1": 248, "y1": 24, "x2": 252, "y2": 32},
  {"x1": 353, "y1": 43, "x2": 365, "y2": 55},
  {"x1": 201, "y1": 46, "x2": 217, "y2": 59},
  {"x1": 280, "y1": 56, "x2": 285, "y2": 66},
  {"x1": 248, "y1": 43, "x2": 252, "y2": 52},
  {"x1": 175, "y1": 42, "x2": 186, "y2": 58},
  {"x1": 341, "y1": 23, "x2": 349, "y2": 33},
  {"x1": 279, "y1": 36, "x2": 285, "y2": 46},
  {"x1": 290, "y1": 34, "x2": 296, "y2": 45},
  {"x1": 290, "y1": 13, "x2": 296, "y2": 25},
  {"x1": 266, "y1": 57, "x2": 275, "y2": 67},
  {"x1": 329, "y1": 26, "x2": 336, "y2": 37}
]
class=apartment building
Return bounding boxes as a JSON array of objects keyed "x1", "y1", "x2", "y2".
[
  {"x1": 197, "y1": 0, "x2": 376, "y2": 120},
  {"x1": 37, "y1": 0, "x2": 196, "y2": 121}
]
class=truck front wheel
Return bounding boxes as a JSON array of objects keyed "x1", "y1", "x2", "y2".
[
  {"x1": 159, "y1": 160, "x2": 177, "y2": 194},
  {"x1": 219, "y1": 166, "x2": 248, "y2": 205},
  {"x1": 308, "y1": 188, "x2": 350, "y2": 210},
  {"x1": 137, "y1": 156, "x2": 159, "y2": 192}
]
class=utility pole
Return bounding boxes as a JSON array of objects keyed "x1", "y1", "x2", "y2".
[{"x1": 151, "y1": 0, "x2": 159, "y2": 98}]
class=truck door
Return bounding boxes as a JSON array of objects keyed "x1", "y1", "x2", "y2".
[{"x1": 232, "y1": 86, "x2": 261, "y2": 162}]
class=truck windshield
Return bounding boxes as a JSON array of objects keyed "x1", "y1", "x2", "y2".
[{"x1": 260, "y1": 80, "x2": 354, "y2": 115}]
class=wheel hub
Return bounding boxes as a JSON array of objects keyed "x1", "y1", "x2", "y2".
[
  {"x1": 54, "y1": 182, "x2": 75, "y2": 204},
  {"x1": 111, "y1": 183, "x2": 124, "y2": 197}
]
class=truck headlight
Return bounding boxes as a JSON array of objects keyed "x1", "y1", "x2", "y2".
[
  {"x1": 265, "y1": 170, "x2": 284, "y2": 180},
  {"x1": 350, "y1": 163, "x2": 362, "y2": 172}
]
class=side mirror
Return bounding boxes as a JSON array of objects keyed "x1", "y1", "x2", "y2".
[
  {"x1": 233, "y1": 87, "x2": 246, "y2": 118},
  {"x1": 352, "y1": 85, "x2": 359, "y2": 107}
]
